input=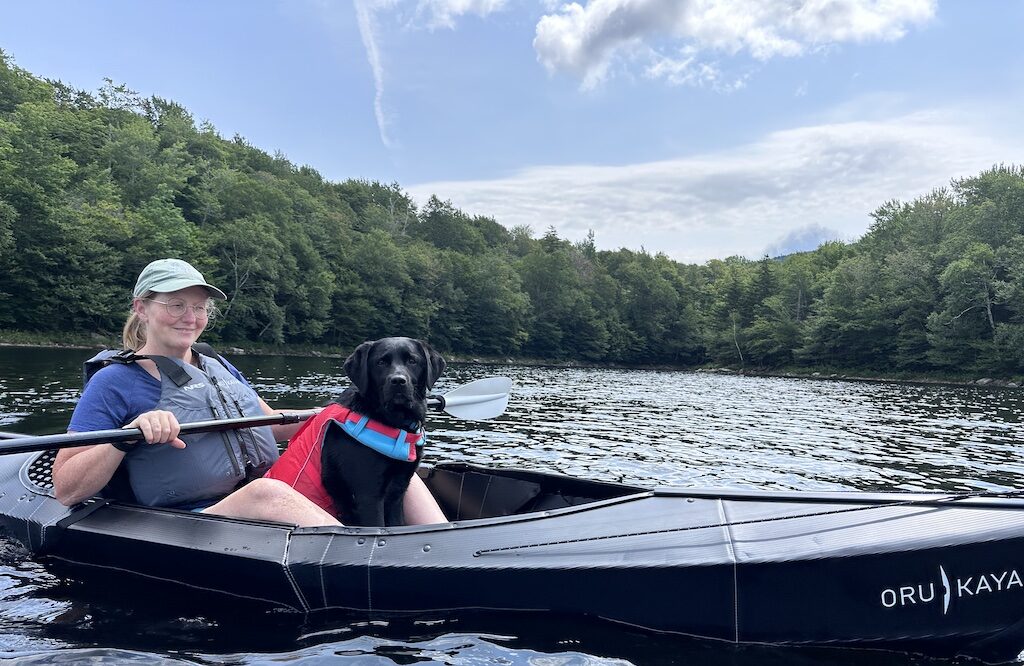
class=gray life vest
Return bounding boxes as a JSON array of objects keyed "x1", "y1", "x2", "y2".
[{"x1": 82, "y1": 348, "x2": 279, "y2": 508}]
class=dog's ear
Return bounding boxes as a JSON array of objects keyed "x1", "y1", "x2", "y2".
[
  {"x1": 344, "y1": 340, "x2": 375, "y2": 396},
  {"x1": 415, "y1": 340, "x2": 446, "y2": 390}
]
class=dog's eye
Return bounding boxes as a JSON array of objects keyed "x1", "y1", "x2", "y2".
[{"x1": 406, "y1": 356, "x2": 418, "y2": 364}]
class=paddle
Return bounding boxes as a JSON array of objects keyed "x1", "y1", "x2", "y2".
[
  {"x1": 0, "y1": 411, "x2": 319, "y2": 455},
  {"x1": 428, "y1": 376, "x2": 511, "y2": 420},
  {"x1": 0, "y1": 376, "x2": 512, "y2": 455}
]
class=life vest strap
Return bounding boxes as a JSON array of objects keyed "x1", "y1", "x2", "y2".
[
  {"x1": 144, "y1": 355, "x2": 193, "y2": 388},
  {"x1": 82, "y1": 344, "x2": 229, "y2": 389},
  {"x1": 333, "y1": 408, "x2": 423, "y2": 462}
]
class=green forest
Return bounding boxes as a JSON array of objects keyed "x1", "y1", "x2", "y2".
[{"x1": 2, "y1": 51, "x2": 1024, "y2": 377}]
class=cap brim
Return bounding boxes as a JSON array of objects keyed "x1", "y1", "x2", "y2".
[{"x1": 143, "y1": 278, "x2": 227, "y2": 300}]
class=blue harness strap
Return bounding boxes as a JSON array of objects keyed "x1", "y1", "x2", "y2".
[{"x1": 339, "y1": 415, "x2": 424, "y2": 462}]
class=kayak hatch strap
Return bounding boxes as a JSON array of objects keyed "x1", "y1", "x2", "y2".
[
  {"x1": 45, "y1": 499, "x2": 115, "y2": 552},
  {"x1": 55, "y1": 499, "x2": 114, "y2": 531},
  {"x1": 473, "y1": 488, "x2": 1024, "y2": 557}
]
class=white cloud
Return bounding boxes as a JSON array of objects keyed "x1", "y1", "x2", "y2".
[
  {"x1": 533, "y1": 0, "x2": 691, "y2": 88},
  {"x1": 643, "y1": 47, "x2": 748, "y2": 91},
  {"x1": 406, "y1": 108, "x2": 1017, "y2": 264},
  {"x1": 764, "y1": 223, "x2": 842, "y2": 257},
  {"x1": 416, "y1": 0, "x2": 510, "y2": 28},
  {"x1": 534, "y1": 0, "x2": 936, "y2": 87}
]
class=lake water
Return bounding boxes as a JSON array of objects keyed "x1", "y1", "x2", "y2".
[{"x1": 1, "y1": 345, "x2": 1023, "y2": 665}]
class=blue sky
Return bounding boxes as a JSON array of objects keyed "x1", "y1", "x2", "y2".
[{"x1": 2, "y1": 1, "x2": 1022, "y2": 263}]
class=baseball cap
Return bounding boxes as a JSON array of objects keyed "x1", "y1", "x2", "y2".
[{"x1": 133, "y1": 259, "x2": 227, "y2": 300}]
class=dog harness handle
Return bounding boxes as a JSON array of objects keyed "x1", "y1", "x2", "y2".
[{"x1": 340, "y1": 412, "x2": 423, "y2": 462}]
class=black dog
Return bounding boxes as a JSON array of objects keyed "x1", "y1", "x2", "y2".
[{"x1": 321, "y1": 337, "x2": 445, "y2": 526}]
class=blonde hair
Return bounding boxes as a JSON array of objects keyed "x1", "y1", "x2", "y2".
[{"x1": 122, "y1": 290, "x2": 153, "y2": 351}]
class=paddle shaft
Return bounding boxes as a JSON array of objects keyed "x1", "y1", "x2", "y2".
[
  {"x1": 0, "y1": 375, "x2": 511, "y2": 454},
  {"x1": 0, "y1": 411, "x2": 317, "y2": 455},
  {"x1": 431, "y1": 392, "x2": 506, "y2": 408}
]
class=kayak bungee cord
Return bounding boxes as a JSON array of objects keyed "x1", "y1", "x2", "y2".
[{"x1": 473, "y1": 486, "x2": 1024, "y2": 557}]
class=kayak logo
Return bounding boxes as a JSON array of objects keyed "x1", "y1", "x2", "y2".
[
  {"x1": 880, "y1": 565, "x2": 1024, "y2": 615},
  {"x1": 182, "y1": 382, "x2": 206, "y2": 391}
]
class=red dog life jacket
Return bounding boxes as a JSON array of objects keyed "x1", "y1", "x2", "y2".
[{"x1": 264, "y1": 403, "x2": 423, "y2": 516}]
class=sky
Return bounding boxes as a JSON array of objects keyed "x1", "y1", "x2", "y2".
[{"x1": 2, "y1": 0, "x2": 1023, "y2": 264}]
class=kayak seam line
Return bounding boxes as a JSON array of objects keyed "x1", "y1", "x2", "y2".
[
  {"x1": 367, "y1": 537, "x2": 377, "y2": 612},
  {"x1": 39, "y1": 501, "x2": 70, "y2": 552},
  {"x1": 472, "y1": 494, "x2": 983, "y2": 555},
  {"x1": 480, "y1": 477, "x2": 493, "y2": 519},
  {"x1": 46, "y1": 555, "x2": 303, "y2": 611},
  {"x1": 17, "y1": 456, "x2": 37, "y2": 551},
  {"x1": 718, "y1": 498, "x2": 739, "y2": 644},
  {"x1": 319, "y1": 533, "x2": 335, "y2": 608},
  {"x1": 282, "y1": 532, "x2": 310, "y2": 612},
  {"x1": 315, "y1": 602, "x2": 552, "y2": 614},
  {"x1": 456, "y1": 475, "x2": 465, "y2": 521},
  {"x1": 24, "y1": 493, "x2": 48, "y2": 552}
]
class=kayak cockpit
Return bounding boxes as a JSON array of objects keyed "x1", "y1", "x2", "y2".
[{"x1": 422, "y1": 462, "x2": 645, "y2": 521}]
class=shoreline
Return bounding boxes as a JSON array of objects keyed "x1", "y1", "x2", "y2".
[
  {"x1": 695, "y1": 366, "x2": 1021, "y2": 390},
  {"x1": 1, "y1": 339, "x2": 1020, "y2": 390}
]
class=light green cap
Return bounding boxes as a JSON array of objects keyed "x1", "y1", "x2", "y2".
[{"x1": 133, "y1": 259, "x2": 227, "y2": 300}]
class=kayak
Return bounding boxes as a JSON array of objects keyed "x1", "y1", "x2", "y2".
[{"x1": 3, "y1": 448, "x2": 1024, "y2": 660}]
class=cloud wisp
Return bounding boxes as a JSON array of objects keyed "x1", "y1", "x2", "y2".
[
  {"x1": 534, "y1": 0, "x2": 937, "y2": 88},
  {"x1": 407, "y1": 109, "x2": 1014, "y2": 263},
  {"x1": 354, "y1": 0, "x2": 397, "y2": 149},
  {"x1": 352, "y1": 0, "x2": 510, "y2": 149}
]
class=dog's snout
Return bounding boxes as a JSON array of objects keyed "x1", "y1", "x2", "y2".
[{"x1": 389, "y1": 374, "x2": 408, "y2": 386}]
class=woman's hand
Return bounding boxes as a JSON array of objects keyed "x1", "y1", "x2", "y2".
[{"x1": 125, "y1": 410, "x2": 186, "y2": 449}]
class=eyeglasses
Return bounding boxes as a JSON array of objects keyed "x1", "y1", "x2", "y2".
[{"x1": 145, "y1": 298, "x2": 216, "y2": 321}]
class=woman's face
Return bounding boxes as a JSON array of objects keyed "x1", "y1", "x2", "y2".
[{"x1": 134, "y1": 286, "x2": 212, "y2": 355}]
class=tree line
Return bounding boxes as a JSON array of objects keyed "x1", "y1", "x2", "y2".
[{"x1": 1, "y1": 51, "x2": 1023, "y2": 376}]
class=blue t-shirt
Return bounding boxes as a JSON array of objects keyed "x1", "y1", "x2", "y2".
[{"x1": 69, "y1": 357, "x2": 252, "y2": 433}]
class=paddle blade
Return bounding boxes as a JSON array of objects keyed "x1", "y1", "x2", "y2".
[{"x1": 429, "y1": 376, "x2": 511, "y2": 420}]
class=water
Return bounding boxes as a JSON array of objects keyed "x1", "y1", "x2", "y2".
[{"x1": 2, "y1": 345, "x2": 1023, "y2": 665}]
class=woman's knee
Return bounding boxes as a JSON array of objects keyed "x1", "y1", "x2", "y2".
[{"x1": 241, "y1": 477, "x2": 296, "y2": 503}]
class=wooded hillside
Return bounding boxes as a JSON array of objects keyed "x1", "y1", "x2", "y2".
[{"x1": 2, "y1": 51, "x2": 1022, "y2": 375}]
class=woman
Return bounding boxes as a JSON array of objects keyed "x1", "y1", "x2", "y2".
[{"x1": 52, "y1": 258, "x2": 445, "y2": 527}]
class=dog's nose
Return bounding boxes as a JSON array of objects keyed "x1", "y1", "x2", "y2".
[{"x1": 389, "y1": 375, "x2": 408, "y2": 386}]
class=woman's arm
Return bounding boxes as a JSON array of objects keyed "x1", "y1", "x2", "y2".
[
  {"x1": 52, "y1": 443, "x2": 126, "y2": 506},
  {"x1": 258, "y1": 397, "x2": 321, "y2": 442},
  {"x1": 221, "y1": 357, "x2": 314, "y2": 443},
  {"x1": 52, "y1": 410, "x2": 186, "y2": 506}
]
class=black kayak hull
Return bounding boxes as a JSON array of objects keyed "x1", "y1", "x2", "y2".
[{"x1": 3, "y1": 450, "x2": 1024, "y2": 659}]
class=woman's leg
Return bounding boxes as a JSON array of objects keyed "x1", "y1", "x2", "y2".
[
  {"x1": 403, "y1": 474, "x2": 447, "y2": 524},
  {"x1": 202, "y1": 477, "x2": 341, "y2": 527}
]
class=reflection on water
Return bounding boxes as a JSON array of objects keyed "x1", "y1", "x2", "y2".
[{"x1": 0, "y1": 346, "x2": 1022, "y2": 664}]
